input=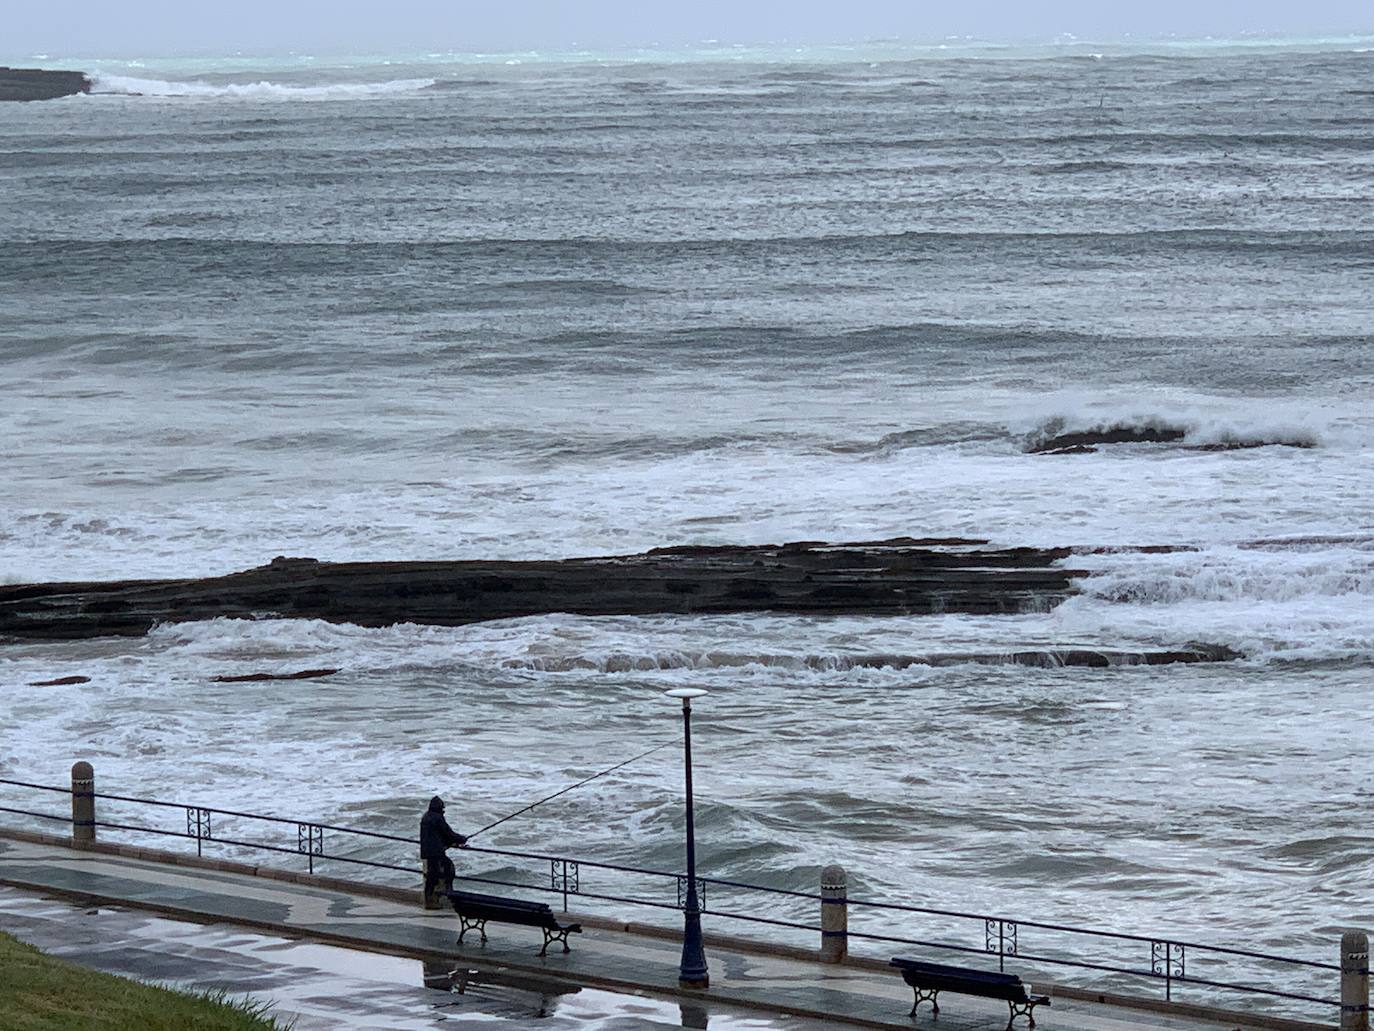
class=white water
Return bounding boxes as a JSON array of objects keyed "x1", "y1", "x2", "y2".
[{"x1": 88, "y1": 73, "x2": 437, "y2": 99}]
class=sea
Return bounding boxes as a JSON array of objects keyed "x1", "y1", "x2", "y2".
[{"x1": 2, "y1": 36, "x2": 1373, "y2": 1016}]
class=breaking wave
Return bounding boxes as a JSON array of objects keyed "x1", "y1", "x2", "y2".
[
  {"x1": 1020, "y1": 406, "x2": 1325, "y2": 452},
  {"x1": 87, "y1": 74, "x2": 437, "y2": 99},
  {"x1": 502, "y1": 647, "x2": 1233, "y2": 672},
  {"x1": 1080, "y1": 549, "x2": 1374, "y2": 605}
]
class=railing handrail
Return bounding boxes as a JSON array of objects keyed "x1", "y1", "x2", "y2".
[
  {"x1": 0, "y1": 773, "x2": 1343, "y2": 992},
  {"x1": 0, "y1": 777, "x2": 75, "y2": 795}
]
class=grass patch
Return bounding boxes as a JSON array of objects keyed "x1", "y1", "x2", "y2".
[{"x1": 0, "y1": 931, "x2": 288, "y2": 1030}]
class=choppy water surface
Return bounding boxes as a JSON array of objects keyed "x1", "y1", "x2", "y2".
[{"x1": 2, "y1": 40, "x2": 1373, "y2": 1015}]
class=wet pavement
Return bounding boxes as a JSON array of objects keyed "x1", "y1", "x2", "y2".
[{"x1": 0, "y1": 886, "x2": 826, "y2": 1030}]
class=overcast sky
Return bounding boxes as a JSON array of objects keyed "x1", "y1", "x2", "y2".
[{"x1": 10, "y1": 0, "x2": 1374, "y2": 57}]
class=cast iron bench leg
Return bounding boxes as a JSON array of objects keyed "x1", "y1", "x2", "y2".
[
  {"x1": 457, "y1": 915, "x2": 488, "y2": 945},
  {"x1": 1007, "y1": 999, "x2": 1038, "y2": 1028},
  {"x1": 540, "y1": 926, "x2": 571, "y2": 957},
  {"x1": 909, "y1": 986, "x2": 940, "y2": 1018}
]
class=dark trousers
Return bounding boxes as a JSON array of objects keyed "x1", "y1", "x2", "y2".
[{"x1": 424, "y1": 853, "x2": 455, "y2": 897}]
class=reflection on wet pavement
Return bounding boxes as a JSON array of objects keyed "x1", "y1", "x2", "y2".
[{"x1": 0, "y1": 886, "x2": 826, "y2": 1029}]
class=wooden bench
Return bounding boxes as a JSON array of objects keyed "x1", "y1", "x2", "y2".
[
  {"x1": 444, "y1": 890, "x2": 582, "y2": 956},
  {"x1": 891, "y1": 957, "x2": 1050, "y2": 1028}
]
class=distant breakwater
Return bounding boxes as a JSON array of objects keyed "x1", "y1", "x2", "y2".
[
  {"x1": 0, "y1": 539, "x2": 1233, "y2": 665},
  {"x1": 0, "y1": 68, "x2": 90, "y2": 102}
]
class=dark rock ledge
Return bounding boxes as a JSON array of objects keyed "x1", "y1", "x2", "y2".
[
  {"x1": 0, "y1": 68, "x2": 91, "y2": 102},
  {"x1": 0, "y1": 539, "x2": 1238, "y2": 665},
  {"x1": 0, "y1": 538, "x2": 1076, "y2": 641},
  {"x1": 1026, "y1": 425, "x2": 1316, "y2": 455}
]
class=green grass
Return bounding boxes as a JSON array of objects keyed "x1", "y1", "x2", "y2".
[{"x1": 0, "y1": 932, "x2": 289, "y2": 1031}]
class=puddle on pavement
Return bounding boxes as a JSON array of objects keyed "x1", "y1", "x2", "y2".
[{"x1": 0, "y1": 886, "x2": 824, "y2": 1029}]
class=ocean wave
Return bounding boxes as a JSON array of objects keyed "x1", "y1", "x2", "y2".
[
  {"x1": 1032, "y1": 160, "x2": 1135, "y2": 175},
  {"x1": 135, "y1": 613, "x2": 1242, "y2": 676},
  {"x1": 1082, "y1": 554, "x2": 1374, "y2": 605},
  {"x1": 500, "y1": 646, "x2": 1235, "y2": 672},
  {"x1": 846, "y1": 131, "x2": 1374, "y2": 152},
  {"x1": 834, "y1": 423, "x2": 1009, "y2": 454},
  {"x1": 87, "y1": 73, "x2": 437, "y2": 99}
]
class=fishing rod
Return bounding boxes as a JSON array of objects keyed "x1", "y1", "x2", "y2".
[{"x1": 465, "y1": 740, "x2": 673, "y2": 840}]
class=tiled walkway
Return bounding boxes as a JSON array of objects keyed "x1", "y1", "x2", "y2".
[{"x1": 0, "y1": 835, "x2": 1320, "y2": 1031}]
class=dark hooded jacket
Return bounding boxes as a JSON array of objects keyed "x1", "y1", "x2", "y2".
[{"x1": 420, "y1": 796, "x2": 466, "y2": 859}]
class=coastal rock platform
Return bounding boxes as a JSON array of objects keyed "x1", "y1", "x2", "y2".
[
  {"x1": 0, "y1": 68, "x2": 91, "y2": 101},
  {"x1": 0, "y1": 539, "x2": 1240, "y2": 666},
  {"x1": 1, "y1": 538, "x2": 1083, "y2": 642}
]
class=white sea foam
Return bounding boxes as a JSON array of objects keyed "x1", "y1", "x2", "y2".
[
  {"x1": 87, "y1": 74, "x2": 437, "y2": 99},
  {"x1": 1078, "y1": 548, "x2": 1374, "y2": 606},
  {"x1": 2, "y1": 418, "x2": 1369, "y2": 586}
]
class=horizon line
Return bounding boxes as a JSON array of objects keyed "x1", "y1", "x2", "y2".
[{"x1": 9, "y1": 28, "x2": 1374, "y2": 66}]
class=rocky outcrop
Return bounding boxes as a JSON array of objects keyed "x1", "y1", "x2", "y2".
[
  {"x1": 0, "y1": 538, "x2": 1085, "y2": 642},
  {"x1": 1026, "y1": 424, "x2": 1316, "y2": 455},
  {"x1": 0, "y1": 68, "x2": 91, "y2": 102}
]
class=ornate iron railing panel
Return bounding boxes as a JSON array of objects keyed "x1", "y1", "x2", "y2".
[
  {"x1": 676, "y1": 875, "x2": 707, "y2": 913},
  {"x1": 185, "y1": 807, "x2": 212, "y2": 856},
  {"x1": 1153, "y1": 940, "x2": 1187, "y2": 1000},
  {"x1": 549, "y1": 859, "x2": 580, "y2": 911},
  {"x1": 296, "y1": 823, "x2": 324, "y2": 873},
  {"x1": 986, "y1": 918, "x2": 1019, "y2": 971}
]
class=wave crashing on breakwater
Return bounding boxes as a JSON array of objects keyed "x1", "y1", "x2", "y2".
[
  {"x1": 1023, "y1": 411, "x2": 1322, "y2": 454},
  {"x1": 504, "y1": 644, "x2": 1240, "y2": 672},
  {"x1": 87, "y1": 73, "x2": 437, "y2": 99}
]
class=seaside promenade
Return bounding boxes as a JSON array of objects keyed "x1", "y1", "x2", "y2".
[{"x1": 0, "y1": 828, "x2": 1344, "y2": 1031}]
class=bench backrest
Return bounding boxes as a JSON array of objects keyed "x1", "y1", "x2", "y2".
[
  {"x1": 891, "y1": 958, "x2": 1028, "y2": 1001},
  {"x1": 447, "y1": 890, "x2": 558, "y2": 928},
  {"x1": 448, "y1": 890, "x2": 549, "y2": 914}
]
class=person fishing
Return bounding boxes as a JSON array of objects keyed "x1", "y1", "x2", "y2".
[
  {"x1": 420, "y1": 795, "x2": 468, "y2": 899},
  {"x1": 422, "y1": 740, "x2": 671, "y2": 902}
]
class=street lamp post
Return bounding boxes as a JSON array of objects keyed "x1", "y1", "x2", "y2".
[{"x1": 665, "y1": 687, "x2": 709, "y2": 989}]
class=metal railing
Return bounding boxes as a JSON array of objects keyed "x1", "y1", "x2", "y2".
[{"x1": 0, "y1": 774, "x2": 1343, "y2": 1019}]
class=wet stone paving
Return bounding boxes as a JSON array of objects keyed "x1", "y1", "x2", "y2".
[{"x1": 0, "y1": 885, "x2": 828, "y2": 1030}]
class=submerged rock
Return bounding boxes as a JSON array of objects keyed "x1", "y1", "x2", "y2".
[{"x1": 210, "y1": 668, "x2": 341, "y2": 682}]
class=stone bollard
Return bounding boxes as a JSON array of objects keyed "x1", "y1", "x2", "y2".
[
  {"x1": 1342, "y1": 930, "x2": 1370, "y2": 1031},
  {"x1": 422, "y1": 858, "x2": 444, "y2": 910},
  {"x1": 71, "y1": 761, "x2": 95, "y2": 845},
  {"x1": 820, "y1": 864, "x2": 848, "y2": 963}
]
